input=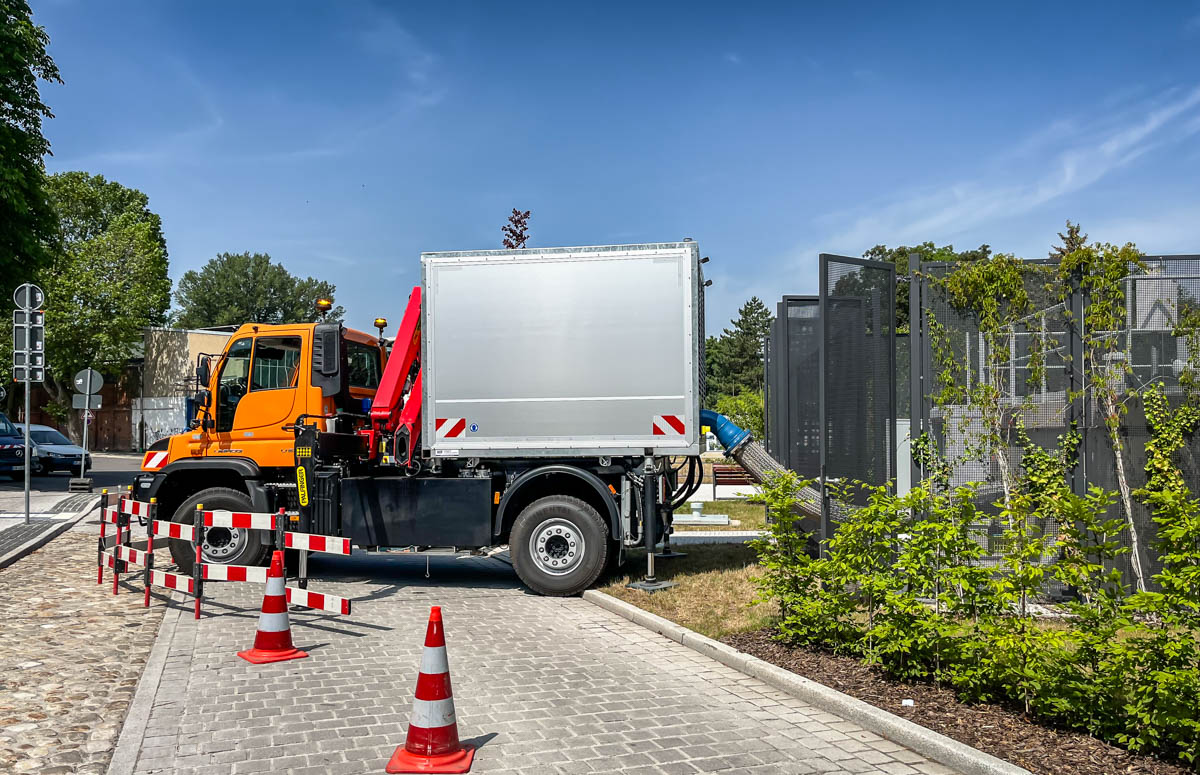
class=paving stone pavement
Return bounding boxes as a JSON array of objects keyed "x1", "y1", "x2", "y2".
[
  {"x1": 0, "y1": 522, "x2": 164, "y2": 774},
  {"x1": 125, "y1": 552, "x2": 961, "y2": 775}
]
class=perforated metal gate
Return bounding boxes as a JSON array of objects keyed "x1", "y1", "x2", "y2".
[
  {"x1": 819, "y1": 255, "x2": 897, "y2": 538},
  {"x1": 764, "y1": 296, "x2": 820, "y2": 478}
]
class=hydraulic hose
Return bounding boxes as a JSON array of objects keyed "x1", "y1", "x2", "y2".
[{"x1": 700, "y1": 409, "x2": 822, "y2": 520}]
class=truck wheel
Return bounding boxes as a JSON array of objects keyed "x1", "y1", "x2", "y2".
[
  {"x1": 168, "y1": 487, "x2": 270, "y2": 575},
  {"x1": 510, "y1": 496, "x2": 608, "y2": 596}
]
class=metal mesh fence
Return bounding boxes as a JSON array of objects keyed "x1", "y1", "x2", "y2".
[{"x1": 912, "y1": 255, "x2": 1200, "y2": 588}]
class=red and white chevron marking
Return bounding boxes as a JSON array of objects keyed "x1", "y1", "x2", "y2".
[
  {"x1": 119, "y1": 497, "x2": 152, "y2": 517},
  {"x1": 141, "y1": 450, "x2": 169, "y2": 470},
  {"x1": 150, "y1": 520, "x2": 195, "y2": 542},
  {"x1": 99, "y1": 550, "x2": 117, "y2": 569},
  {"x1": 435, "y1": 417, "x2": 466, "y2": 439},
  {"x1": 284, "y1": 531, "x2": 351, "y2": 556},
  {"x1": 99, "y1": 507, "x2": 121, "y2": 524},
  {"x1": 113, "y1": 545, "x2": 149, "y2": 567},
  {"x1": 651, "y1": 414, "x2": 686, "y2": 436},
  {"x1": 285, "y1": 586, "x2": 351, "y2": 615},
  {"x1": 149, "y1": 569, "x2": 194, "y2": 594},
  {"x1": 202, "y1": 563, "x2": 268, "y2": 583},
  {"x1": 202, "y1": 510, "x2": 276, "y2": 531}
]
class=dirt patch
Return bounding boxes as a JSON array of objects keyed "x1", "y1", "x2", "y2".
[{"x1": 722, "y1": 629, "x2": 1192, "y2": 775}]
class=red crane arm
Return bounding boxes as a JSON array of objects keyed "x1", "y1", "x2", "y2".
[{"x1": 371, "y1": 286, "x2": 422, "y2": 442}]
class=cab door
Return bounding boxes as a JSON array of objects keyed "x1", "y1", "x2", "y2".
[{"x1": 209, "y1": 334, "x2": 303, "y2": 467}]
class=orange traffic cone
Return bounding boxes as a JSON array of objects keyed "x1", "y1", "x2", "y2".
[
  {"x1": 237, "y1": 551, "x2": 308, "y2": 664},
  {"x1": 386, "y1": 606, "x2": 475, "y2": 774}
]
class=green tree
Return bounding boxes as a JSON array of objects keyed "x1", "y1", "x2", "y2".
[
  {"x1": 173, "y1": 252, "x2": 343, "y2": 328},
  {"x1": 502, "y1": 208, "x2": 530, "y2": 249},
  {"x1": 715, "y1": 390, "x2": 765, "y2": 440},
  {"x1": 862, "y1": 241, "x2": 992, "y2": 332},
  {"x1": 1050, "y1": 220, "x2": 1088, "y2": 260},
  {"x1": 706, "y1": 297, "x2": 772, "y2": 403},
  {"x1": 0, "y1": 0, "x2": 61, "y2": 292},
  {"x1": 37, "y1": 172, "x2": 171, "y2": 435}
]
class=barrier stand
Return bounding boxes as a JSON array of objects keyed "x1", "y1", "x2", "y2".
[
  {"x1": 112, "y1": 497, "x2": 127, "y2": 596},
  {"x1": 193, "y1": 503, "x2": 206, "y2": 619},
  {"x1": 143, "y1": 498, "x2": 157, "y2": 608},
  {"x1": 96, "y1": 489, "x2": 109, "y2": 585}
]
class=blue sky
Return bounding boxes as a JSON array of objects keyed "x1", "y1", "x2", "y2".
[{"x1": 34, "y1": 1, "x2": 1200, "y2": 335}]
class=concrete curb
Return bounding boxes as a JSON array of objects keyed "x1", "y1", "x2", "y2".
[
  {"x1": 0, "y1": 496, "x2": 98, "y2": 570},
  {"x1": 106, "y1": 597, "x2": 183, "y2": 775},
  {"x1": 582, "y1": 590, "x2": 1031, "y2": 775}
]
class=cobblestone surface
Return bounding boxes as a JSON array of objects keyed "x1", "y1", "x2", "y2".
[
  {"x1": 0, "y1": 524, "x2": 164, "y2": 774},
  {"x1": 127, "y1": 552, "x2": 960, "y2": 775}
]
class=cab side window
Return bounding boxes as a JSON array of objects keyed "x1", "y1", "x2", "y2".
[
  {"x1": 250, "y1": 337, "x2": 302, "y2": 391},
  {"x1": 347, "y1": 341, "x2": 382, "y2": 389},
  {"x1": 216, "y1": 338, "x2": 252, "y2": 433}
]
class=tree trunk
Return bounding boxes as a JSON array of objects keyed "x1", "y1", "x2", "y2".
[{"x1": 1104, "y1": 393, "x2": 1147, "y2": 593}]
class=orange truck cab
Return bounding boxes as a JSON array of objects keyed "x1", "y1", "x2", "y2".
[{"x1": 133, "y1": 321, "x2": 385, "y2": 571}]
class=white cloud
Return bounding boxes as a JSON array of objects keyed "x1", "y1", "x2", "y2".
[
  {"x1": 807, "y1": 84, "x2": 1200, "y2": 257},
  {"x1": 724, "y1": 52, "x2": 742, "y2": 65}
]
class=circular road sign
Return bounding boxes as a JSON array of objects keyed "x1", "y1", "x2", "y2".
[
  {"x1": 13, "y1": 283, "x2": 45, "y2": 310},
  {"x1": 74, "y1": 368, "x2": 103, "y2": 395},
  {"x1": 0, "y1": 386, "x2": 6, "y2": 402}
]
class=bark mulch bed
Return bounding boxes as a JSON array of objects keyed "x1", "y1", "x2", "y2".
[{"x1": 722, "y1": 629, "x2": 1192, "y2": 775}]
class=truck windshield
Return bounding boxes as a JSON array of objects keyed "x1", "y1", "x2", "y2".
[
  {"x1": 0, "y1": 414, "x2": 17, "y2": 436},
  {"x1": 347, "y1": 340, "x2": 382, "y2": 389}
]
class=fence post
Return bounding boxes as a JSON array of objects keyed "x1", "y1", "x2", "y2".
[
  {"x1": 1066, "y1": 267, "x2": 1088, "y2": 497},
  {"x1": 909, "y1": 259, "x2": 924, "y2": 488}
]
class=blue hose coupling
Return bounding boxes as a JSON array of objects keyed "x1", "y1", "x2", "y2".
[{"x1": 700, "y1": 409, "x2": 752, "y2": 454}]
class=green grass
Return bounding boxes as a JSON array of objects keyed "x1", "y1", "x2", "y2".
[
  {"x1": 599, "y1": 543, "x2": 775, "y2": 640},
  {"x1": 673, "y1": 499, "x2": 767, "y2": 531}
]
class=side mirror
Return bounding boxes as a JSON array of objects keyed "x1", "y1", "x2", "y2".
[
  {"x1": 311, "y1": 322, "x2": 346, "y2": 398},
  {"x1": 196, "y1": 356, "x2": 211, "y2": 387},
  {"x1": 197, "y1": 388, "x2": 211, "y2": 409}
]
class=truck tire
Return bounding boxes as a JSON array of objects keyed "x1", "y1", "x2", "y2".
[
  {"x1": 510, "y1": 495, "x2": 609, "y2": 596},
  {"x1": 167, "y1": 487, "x2": 270, "y2": 575}
]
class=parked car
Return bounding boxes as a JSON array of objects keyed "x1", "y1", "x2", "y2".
[
  {"x1": 19, "y1": 424, "x2": 90, "y2": 475},
  {"x1": 0, "y1": 412, "x2": 32, "y2": 477}
]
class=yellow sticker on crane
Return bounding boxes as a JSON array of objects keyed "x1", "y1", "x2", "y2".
[{"x1": 296, "y1": 466, "x2": 309, "y2": 507}]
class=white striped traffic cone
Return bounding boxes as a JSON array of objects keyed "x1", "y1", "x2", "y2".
[
  {"x1": 386, "y1": 606, "x2": 475, "y2": 773},
  {"x1": 237, "y1": 551, "x2": 308, "y2": 664}
]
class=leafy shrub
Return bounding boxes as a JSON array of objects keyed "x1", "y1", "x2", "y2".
[{"x1": 751, "y1": 410, "x2": 1200, "y2": 770}]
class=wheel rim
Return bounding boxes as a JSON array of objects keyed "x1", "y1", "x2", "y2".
[
  {"x1": 527, "y1": 518, "x2": 585, "y2": 576},
  {"x1": 202, "y1": 526, "x2": 245, "y2": 562}
]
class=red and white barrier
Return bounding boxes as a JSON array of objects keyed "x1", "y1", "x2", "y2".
[
  {"x1": 150, "y1": 520, "x2": 195, "y2": 542},
  {"x1": 286, "y1": 585, "x2": 352, "y2": 615},
  {"x1": 97, "y1": 494, "x2": 354, "y2": 625},
  {"x1": 202, "y1": 563, "x2": 268, "y2": 583},
  {"x1": 114, "y1": 544, "x2": 149, "y2": 566},
  {"x1": 119, "y1": 497, "x2": 153, "y2": 517},
  {"x1": 202, "y1": 510, "x2": 276, "y2": 531},
  {"x1": 149, "y1": 569, "x2": 194, "y2": 594},
  {"x1": 284, "y1": 531, "x2": 352, "y2": 556}
]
